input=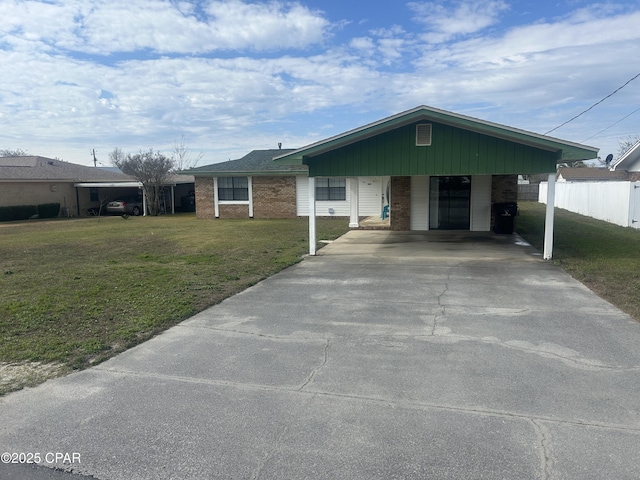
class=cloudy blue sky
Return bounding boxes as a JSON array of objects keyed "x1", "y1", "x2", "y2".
[{"x1": 1, "y1": 0, "x2": 639, "y2": 167}]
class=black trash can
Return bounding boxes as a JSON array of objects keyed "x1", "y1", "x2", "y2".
[{"x1": 493, "y1": 202, "x2": 518, "y2": 234}]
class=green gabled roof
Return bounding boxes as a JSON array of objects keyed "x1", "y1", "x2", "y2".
[
  {"x1": 274, "y1": 105, "x2": 599, "y2": 165},
  {"x1": 179, "y1": 149, "x2": 308, "y2": 177}
]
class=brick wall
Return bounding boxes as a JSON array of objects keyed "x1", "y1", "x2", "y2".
[
  {"x1": 252, "y1": 176, "x2": 297, "y2": 218},
  {"x1": 390, "y1": 176, "x2": 411, "y2": 231},
  {"x1": 195, "y1": 177, "x2": 214, "y2": 219},
  {"x1": 219, "y1": 204, "x2": 250, "y2": 218},
  {"x1": 491, "y1": 175, "x2": 518, "y2": 203}
]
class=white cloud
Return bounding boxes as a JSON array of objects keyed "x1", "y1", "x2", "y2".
[
  {"x1": 408, "y1": 0, "x2": 509, "y2": 43},
  {"x1": 0, "y1": 1, "x2": 639, "y2": 165},
  {"x1": 0, "y1": 0, "x2": 331, "y2": 54},
  {"x1": 350, "y1": 37, "x2": 375, "y2": 53}
]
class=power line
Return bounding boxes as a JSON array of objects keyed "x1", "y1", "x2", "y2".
[
  {"x1": 544, "y1": 71, "x2": 640, "y2": 135},
  {"x1": 582, "y1": 105, "x2": 640, "y2": 142}
]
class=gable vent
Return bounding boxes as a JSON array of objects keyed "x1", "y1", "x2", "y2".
[{"x1": 416, "y1": 124, "x2": 432, "y2": 146}]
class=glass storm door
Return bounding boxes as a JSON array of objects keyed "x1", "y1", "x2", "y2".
[{"x1": 429, "y1": 176, "x2": 471, "y2": 230}]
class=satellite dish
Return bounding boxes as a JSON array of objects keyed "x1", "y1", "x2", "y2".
[{"x1": 605, "y1": 153, "x2": 613, "y2": 166}]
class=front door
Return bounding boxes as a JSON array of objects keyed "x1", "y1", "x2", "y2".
[{"x1": 429, "y1": 176, "x2": 471, "y2": 230}]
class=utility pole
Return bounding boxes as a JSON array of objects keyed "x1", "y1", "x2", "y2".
[{"x1": 92, "y1": 149, "x2": 98, "y2": 167}]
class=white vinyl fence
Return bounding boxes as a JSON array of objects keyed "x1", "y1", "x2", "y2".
[{"x1": 539, "y1": 181, "x2": 640, "y2": 229}]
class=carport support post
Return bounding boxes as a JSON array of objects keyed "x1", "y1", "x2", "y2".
[
  {"x1": 308, "y1": 177, "x2": 317, "y2": 255},
  {"x1": 349, "y1": 177, "x2": 359, "y2": 228},
  {"x1": 543, "y1": 172, "x2": 556, "y2": 260}
]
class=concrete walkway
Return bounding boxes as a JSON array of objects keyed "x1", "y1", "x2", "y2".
[{"x1": 2, "y1": 231, "x2": 640, "y2": 479}]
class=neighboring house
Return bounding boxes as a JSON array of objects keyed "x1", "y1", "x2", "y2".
[
  {"x1": 0, "y1": 156, "x2": 136, "y2": 216},
  {"x1": 183, "y1": 105, "x2": 598, "y2": 259},
  {"x1": 610, "y1": 140, "x2": 640, "y2": 179},
  {"x1": 557, "y1": 167, "x2": 629, "y2": 182},
  {"x1": 0, "y1": 156, "x2": 195, "y2": 216},
  {"x1": 539, "y1": 143, "x2": 640, "y2": 229}
]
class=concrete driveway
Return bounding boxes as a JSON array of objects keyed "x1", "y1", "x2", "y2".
[{"x1": 2, "y1": 230, "x2": 640, "y2": 479}]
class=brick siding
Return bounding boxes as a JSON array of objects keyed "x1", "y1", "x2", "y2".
[
  {"x1": 195, "y1": 177, "x2": 214, "y2": 219},
  {"x1": 218, "y1": 204, "x2": 250, "y2": 218},
  {"x1": 195, "y1": 175, "x2": 298, "y2": 219},
  {"x1": 390, "y1": 176, "x2": 411, "y2": 231},
  {"x1": 252, "y1": 176, "x2": 297, "y2": 218}
]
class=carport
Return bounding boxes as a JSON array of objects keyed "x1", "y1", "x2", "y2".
[
  {"x1": 275, "y1": 105, "x2": 598, "y2": 259},
  {"x1": 73, "y1": 181, "x2": 179, "y2": 216}
]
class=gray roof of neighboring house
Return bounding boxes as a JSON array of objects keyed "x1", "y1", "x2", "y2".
[
  {"x1": 180, "y1": 149, "x2": 308, "y2": 176},
  {"x1": 0, "y1": 156, "x2": 135, "y2": 182},
  {"x1": 558, "y1": 167, "x2": 629, "y2": 181}
]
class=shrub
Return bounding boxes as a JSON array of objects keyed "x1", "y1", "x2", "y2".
[
  {"x1": 0, "y1": 205, "x2": 37, "y2": 222},
  {"x1": 0, "y1": 206, "x2": 11, "y2": 222},
  {"x1": 0, "y1": 203, "x2": 60, "y2": 222},
  {"x1": 38, "y1": 203, "x2": 61, "y2": 219}
]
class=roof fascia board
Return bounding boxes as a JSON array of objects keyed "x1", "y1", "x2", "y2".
[{"x1": 184, "y1": 170, "x2": 306, "y2": 177}]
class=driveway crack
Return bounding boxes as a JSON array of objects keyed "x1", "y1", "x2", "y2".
[
  {"x1": 531, "y1": 419, "x2": 554, "y2": 480},
  {"x1": 298, "y1": 338, "x2": 330, "y2": 391},
  {"x1": 251, "y1": 420, "x2": 291, "y2": 480},
  {"x1": 431, "y1": 268, "x2": 452, "y2": 335}
]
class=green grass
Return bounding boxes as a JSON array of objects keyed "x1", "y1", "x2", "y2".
[
  {"x1": 0, "y1": 214, "x2": 349, "y2": 394},
  {"x1": 517, "y1": 201, "x2": 640, "y2": 321}
]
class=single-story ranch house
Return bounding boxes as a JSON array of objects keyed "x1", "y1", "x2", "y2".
[
  {"x1": 181, "y1": 106, "x2": 598, "y2": 258},
  {"x1": 0, "y1": 156, "x2": 194, "y2": 216}
]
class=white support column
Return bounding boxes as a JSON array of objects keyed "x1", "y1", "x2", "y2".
[
  {"x1": 248, "y1": 176, "x2": 254, "y2": 218},
  {"x1": 349, "y1": 177, "x2": 359, "y2": 228},
  {"x1": 213, "y1": 177, "x2": 220, "y2": 218},
  {"x1": 142, "y1": 189, "x2": 147, "y2": 216},
  {"x1": 170, "y1": 186, "x2": 175, "y2": 214},
  {"x1": 543, "y1": 172, "x2": 556, "y2": 260},
  {"x1": 308, "y1": 177, "x2": 316, "y2": 256}
]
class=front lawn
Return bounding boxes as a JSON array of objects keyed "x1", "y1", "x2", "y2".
[
  {"x1": 517, "y1": 201, "x2": 640, "y2": 321},
  {"x1": 0, "y1": 215, "x2": 349, "y2": 394}
]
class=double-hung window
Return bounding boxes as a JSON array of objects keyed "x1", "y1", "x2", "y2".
[
  {"x1": 316, "y1": 178, "x2": 346, "y2": 201},
  {"x1": 218, "y1": 177, "x2": 249, "y2": 201}
]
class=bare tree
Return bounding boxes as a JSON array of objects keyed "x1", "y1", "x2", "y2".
[
  {"x1": 172, "y1": 135, "x2": 203, "y2": 171},
  {"x1": 0, "y1": 148, "x2": 29, "y2": 157},
  {"x1": 558, "y1": 160, "x2": 588, "y2": 169},
  {"x1": 108, "y1": 147, "x2": 126, "y2": 166},
  {"x1": 617, "y1": 135, "x2": 640, "y2": 160},
  {"x1": 112, "y1": 149, "x2": 175, "y2": 216}
]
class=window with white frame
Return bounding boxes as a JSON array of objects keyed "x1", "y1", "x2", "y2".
[
  {"x1": 218, "y1": 177, "x2": 249, "y2": 201},
  {"x1": 316, "y1": 178, "x2": 346, "y2": 201}
]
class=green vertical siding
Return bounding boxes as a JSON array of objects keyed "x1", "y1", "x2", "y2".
[{"x1": 305, "y1": 121, "x2": 558, "y2": 177}]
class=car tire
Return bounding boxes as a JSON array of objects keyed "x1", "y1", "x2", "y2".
[{"x1": 132, "y1": 206, "x2": 141, "y2": 216}]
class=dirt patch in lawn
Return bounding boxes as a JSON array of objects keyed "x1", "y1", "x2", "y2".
[{"x1": 0, "y1": 362, "x2": 67, "y2": 395}]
